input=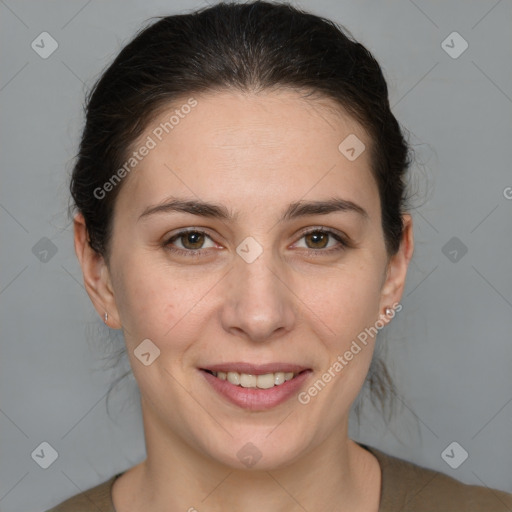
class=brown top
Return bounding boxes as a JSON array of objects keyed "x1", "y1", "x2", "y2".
[{"x1": 44, "y1": 443, "x2": 512, "y2": 511}]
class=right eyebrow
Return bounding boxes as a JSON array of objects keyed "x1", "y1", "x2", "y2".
[{"x1": 138, "y1": 197, "x2": 235, "y2": 222}]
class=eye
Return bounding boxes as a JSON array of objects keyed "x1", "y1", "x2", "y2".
[
  {"x1": 293, "y1": 228, "x2": 349, "y2": 253},
  {"x1": 164, "y1": 229, "x2": 217, "y2": 256}
]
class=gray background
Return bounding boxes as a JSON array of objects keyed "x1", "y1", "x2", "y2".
[{"x1": 1, "y1": 0, "x2": 511, "y2": 510}]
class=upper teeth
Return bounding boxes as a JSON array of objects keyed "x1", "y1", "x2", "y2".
[{"x1": 212, "y1": 371, "x2": 296, "y2": 389}]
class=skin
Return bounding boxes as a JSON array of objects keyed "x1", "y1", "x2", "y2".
[{"x1": 74, "y1": 89, "x2": 414, "y2": 512}]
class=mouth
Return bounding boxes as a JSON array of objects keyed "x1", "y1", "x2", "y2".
[
  {"x1": 199, "y1": 363, "x2": 312, "y2": 410},
  {"x1": 201, "y1": 368, "x2": 307, "y2": 389}
]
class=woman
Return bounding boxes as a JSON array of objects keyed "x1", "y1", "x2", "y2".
[{"x1": 46, "y1": 1, "x2": 512, "y2": 511}]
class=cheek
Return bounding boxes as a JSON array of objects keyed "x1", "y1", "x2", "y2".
[
  {"x1": 113, "y1": 255, "x2": 218, "y2": 350},
  {"x1": 298, "y1": 266, "x2": 384, "y2": 415},
  {"x1": 300, "y1": 261, "x2": 383, "y2": 348}
]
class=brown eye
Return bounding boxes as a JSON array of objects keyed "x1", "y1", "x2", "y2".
[
  {"x1": 180, "y1": 231, "x2": 205, "y2": 250},
  {"x1": 164, "y1": 229, "x2": 217, "y2": 256},
  {"x1": 294, "y1": 228, "x2": 349, "y2": 254},
  {"x1": 304, "y1": 231, "x2": 329, "y2": 249}
]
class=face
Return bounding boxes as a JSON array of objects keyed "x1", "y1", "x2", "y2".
[{"x1": 77, "y1": 89, "x2": 412, "y2": 471}]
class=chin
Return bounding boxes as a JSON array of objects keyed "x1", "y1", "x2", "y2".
[{"x1": 198, "y1": 427, "x2": 311, "y2": 471}]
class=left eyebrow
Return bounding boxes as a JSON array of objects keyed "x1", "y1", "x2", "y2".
[
  {"x1": 283, "y1": 197, "x2": 369, "y2": 222},
  {"x1": 137, "y1": 196, "x2": 369, "y2": 223}
]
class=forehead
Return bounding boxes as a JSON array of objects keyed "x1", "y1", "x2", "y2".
[{"x1": 115, "y1": 89, "x2": 379, "y2": 223}]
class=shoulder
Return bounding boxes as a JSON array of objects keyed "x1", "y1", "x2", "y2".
[
  {"x1": 361, "y1": 443, "x2": 512, "y2": 512},
  {"x1": 43, "y1": 473, "x2": 120, "y2": 512}
]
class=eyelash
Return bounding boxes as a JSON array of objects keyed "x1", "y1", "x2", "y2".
[{"x1": 163, "y1": 227, "x2": 351, "y2": 258}]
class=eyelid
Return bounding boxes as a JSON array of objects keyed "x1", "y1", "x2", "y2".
[{"x1": 293, "y1": 226, "x2": 350, "y2": 244}]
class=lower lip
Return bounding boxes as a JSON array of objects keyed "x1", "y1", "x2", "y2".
[{"x1": 200, "y1": 370, "x2": 312, "y2": 411}]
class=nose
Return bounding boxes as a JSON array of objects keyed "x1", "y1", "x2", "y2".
[{"x1": 220, "y1": 248, "x2": 296, "y2": 343}]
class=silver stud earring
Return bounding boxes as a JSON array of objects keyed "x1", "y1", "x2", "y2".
[
  {"x1": 104, "y1": 312, "x2": 108, "y2": 325},
  {"x1": 385, "y1": 307, "x2": 393, "y2": 317}
]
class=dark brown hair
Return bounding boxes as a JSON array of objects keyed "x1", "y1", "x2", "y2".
[{"x1": 69, "y1": 0, "x2": 416, "y2": 423}]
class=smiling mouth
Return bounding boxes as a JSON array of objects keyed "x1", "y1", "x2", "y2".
[{"x1": 201, "y1": 369, "x2": 308, "y2": 389}]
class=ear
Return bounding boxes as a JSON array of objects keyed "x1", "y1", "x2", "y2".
[
  {"x1": 378, "y1": 214, "x2": 414, "y2": 319},
  {"x1": 73, "y1": 212, "x2": 122, "y2": 329}
]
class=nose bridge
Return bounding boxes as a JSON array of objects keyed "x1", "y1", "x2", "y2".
[{"x1": 221, "y1": 241, "x2": 295, "y2": 341}]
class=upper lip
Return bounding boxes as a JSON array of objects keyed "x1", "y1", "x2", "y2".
[{"x1": 200, "y1": 362, "x2": 311, "y2": 375}]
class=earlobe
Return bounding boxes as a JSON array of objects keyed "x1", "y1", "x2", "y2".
[{"x1": 73, "y1": 213, "x2": 122, "y2": 329}]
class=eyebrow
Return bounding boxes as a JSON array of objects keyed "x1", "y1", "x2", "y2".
[{"x1": 137, "y1": 196, "x2": 369, "y2": 223}]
